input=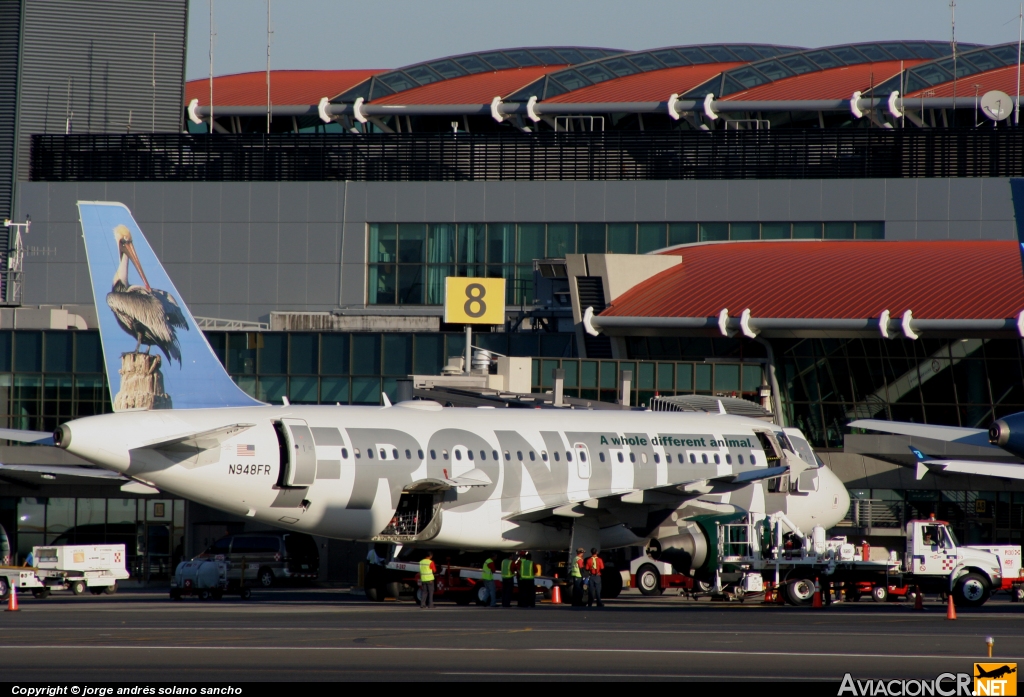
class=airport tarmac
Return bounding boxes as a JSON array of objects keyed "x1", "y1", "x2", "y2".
[{"x1": 3, "y1": 588, "x2": 1024, "y2": 682}]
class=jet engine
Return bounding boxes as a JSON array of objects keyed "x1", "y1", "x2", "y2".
[
  {"x1": 645, "y1": 520, "x2": 709, "y2": 574},
  {"x1": 990, "y1": 413, "x2": 1024, "y2": 458}
]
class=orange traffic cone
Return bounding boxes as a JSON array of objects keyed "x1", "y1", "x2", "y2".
[
  {"x1": 6, "y1": 585, "x2": 19, "y2": 612},
  {"x1": 550, "y1": 574, "x2": 562, "y2": 605},
  {"x1": 914, "y1": 587, "x2": 924, "y2": 611},
  {"x1": 946, "y1": 594, "x2": 957, "y2": 620},
  {"x1": 812, "y1": 580, "x2": 822, "y2": 608}
]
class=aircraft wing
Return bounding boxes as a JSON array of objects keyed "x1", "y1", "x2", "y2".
[
  {"x1": 848, "y1": 419, "x2": 991, "y2": 446},
  {"x1": 507, "y1": 466, "x2": 789, "y2": 520},
  {"x1": 0, "y1": 428, "x2": 56, "y2": 446},
  {"x1": 0, "y1": 463, "x2": 126, "y2": 479},
  {"x1": 908, "y1": 446, "x2": 1024, "y2": 481},
  {"x1": 141, "y1": 423, "x2": 256, "y2": 452}
]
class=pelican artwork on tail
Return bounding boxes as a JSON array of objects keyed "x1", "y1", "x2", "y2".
[{"x1": 106, "y1": 224, "x2": 188, "y2": 365}]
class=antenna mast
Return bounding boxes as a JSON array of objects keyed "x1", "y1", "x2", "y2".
[
  {"x1": 1017, "y1": 3, "x2": 1022, "y2": 125},
  {"x1": 152, "y1": 33, "x2": 156, "y2": 132},
  {"x1": 209, "y1": 0, "x2": 215, "y2": 134},
  {"x1": 266, "y1": 0, "x2": 272, "y2": 134},
  {"x1": 951, "y1": 0, "x2": 957, "y2": 111}
]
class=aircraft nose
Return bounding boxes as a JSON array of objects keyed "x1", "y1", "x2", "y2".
[{"x1": 820, "y1": 465, "x2": 850, "y2": 528}]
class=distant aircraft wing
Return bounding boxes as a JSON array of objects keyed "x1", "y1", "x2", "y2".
[
  {"x1": 908, "y1": 446, "x2": 1024, "y2": 481},
  {"x1": 849, "y1": 419, "x2": 991, "y2": 446}
]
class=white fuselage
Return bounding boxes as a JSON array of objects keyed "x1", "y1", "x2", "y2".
[{"x1": 58, "y1": 403, "x2": 850, "y2": 550}]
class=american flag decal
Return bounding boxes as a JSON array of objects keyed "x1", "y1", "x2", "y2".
[{"x1": 237, "y1": 444, "x2": 255, "y2": 457}]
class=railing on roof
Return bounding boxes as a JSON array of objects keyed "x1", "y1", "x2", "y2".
[{"x1": 30, "y1": 129, "x2": 1024, "y2": 182}]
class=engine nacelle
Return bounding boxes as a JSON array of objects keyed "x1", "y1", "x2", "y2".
[
  {"x1": 990, "y1": 413, "x2": 1024, "y2": 458},
  {"x1": 646, "y1": 521, "x2": 709, "y2": 574}
]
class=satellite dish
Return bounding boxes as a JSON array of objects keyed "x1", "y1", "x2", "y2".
[{"x1": 980, "y1": 90, "x2": 1013, "y2": 121}]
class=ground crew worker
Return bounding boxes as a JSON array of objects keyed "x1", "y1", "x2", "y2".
[
  {"x1": 518, "y1": 552, "x2": 536, "y2": 608},
  {"x1": 586, "y1": 548, "x2": 605, "y2": 608},
  {"x1": 418, "y1": 551, "x2": 436, "y2": 609},
  {"x1": 500, "y1": 554, "x2": 515, "y2": 608},
  {"x1": 570, "y1": 548, "x2": 586, "y2": 607},
  {"x1": 482, "y1": 553, "x2": 497, "y2": 607}
]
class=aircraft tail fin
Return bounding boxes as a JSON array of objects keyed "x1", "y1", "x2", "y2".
[{"x1": 77, "y1": 201, "x2": 263, "y2": 411}]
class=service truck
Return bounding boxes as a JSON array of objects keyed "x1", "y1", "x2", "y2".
[
  {"x1": 634, "y1": 513, "x2": 1006, "y2": 607},
  {"x1": 0, "y1": 544, "x2": 129, "y2": 598}
]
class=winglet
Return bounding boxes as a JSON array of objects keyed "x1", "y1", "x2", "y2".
[
  {"x1": 717, "y1": 399, "x2": 727, "y2": 414},
  {"x1": 382, "y1": 392, "x2": 392, "y2": 407},
  {"x1": 909, "y1": 445, "x2": 930, "y2": 480}
]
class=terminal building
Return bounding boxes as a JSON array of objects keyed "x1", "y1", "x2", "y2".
[{"x1": 2, "y1": 0, "x2": 1024, "y2": 582}]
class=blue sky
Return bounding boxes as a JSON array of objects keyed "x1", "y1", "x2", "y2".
[{"x1": 186, "y1": 0, "x2": 1024, "y2": 80}]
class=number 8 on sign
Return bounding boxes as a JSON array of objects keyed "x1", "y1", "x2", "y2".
[{"x1": 444, "y1": 277, "x2": 506, "y2": 325}]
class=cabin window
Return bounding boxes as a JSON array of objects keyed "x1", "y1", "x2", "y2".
[
  {"x1": 480, "y1": 450, "x2": 486, "y2": 460},
  {"x1": 714, "y1": 454, "x2": 720, "y2": 464},
  {"x1": 341, "y1": 448, "x2": 349, "y2": 459},
  {"x1": 629, "y1": 453, "x2": 636, "y2": 463},
  {"x1": 750, "y1": 454, "x2": 757, "y2": 465},
  {"x1": 379, "y1": 449, "x2": 387, "y2": 459},
  {"x1": 653, "y1": 453, "x2": 660, "y2": 464},
  {"x1": 517, "y1": 451, "x2": 523, "y2": 461},
  {"x1": 738, "y1": 454, "x2": 744, "y2": 464},
  {"x1": 541, "y1": 451, "x2": 548, "y2": 461},
  {"x1": 726, "y1": 454, "x2": 732, "y2": 464},
  {"x1": 689, "y1": 453, "x2": 696, "y2": 464},
  {"x1": 392, "y1": 448, "x2": 399, "y2": 460},
  {"x1": 355, "y1": 448, "x2": 361, "y2": 459},
  {"x1": 553, "y1": 452, "x2": 560, "y2": 461},
  {"x1": 430, "y1": 449, "x2": 436, "y2": 460},
  {"x1": 579, "y1": 451, "x2": 587, "y2": 463},
  {"x1": 492, "y1": 450, "x2": 499, "y2": 460},
  {"x1": 567, "y1": 451, "x2": 574, "y2": 462},
  {"x1": 504, "y1": 450, "x2": 510, "y2": 461},
  {"x1": 455, "y1": 450, "x2": 462, "y2": 461},
  {"x1": 418, "y1": 449, "x2": 424, "y2": 459},
  {"x1": 617, "y1": 453, "x2": 624, "y2": 463},
  {"x1": 367, "y1": 449, "x2": 373, "y2": 460},
  {"x1": 443, "y1": 449, "x2": 449, "y2": 460},
  {"x1": 529, "y1": 451, "x2": 536, "y2": 461},
  {"x1": 468, "y1": 450, "x2": 474, "y2": 461},
  {"x1": 702, "y1": 454, "x2": 708, "y2": 464},
  {"x1": 404, "y1": 449, "x2": 411, "y2": 459},
  {"x1": 641, "y1": 453, "x2": 648, "y2": 464},
  {"x1": 597, "y1": 453, "x2": 603, "y2": 462}
]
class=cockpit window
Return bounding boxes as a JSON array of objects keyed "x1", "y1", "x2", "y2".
[{"x1": 786, "y1": 432, "x2": 821, "y2": 469}]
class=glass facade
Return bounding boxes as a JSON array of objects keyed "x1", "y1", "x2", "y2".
[
  {"x1": 367, "y1": 222, "x2": 885, "y2": 305},
  {"x1": 11, "y1": 496, "x2": 184, "y2": 580},
  {"x1": 210, "y1": 330, "x2": 577, "y2": 406},
  {"x1": 844, "y1": 489, "x2": 1023, "y2": 546},
  {"x1": 625, "y1": 335, "x2": 1024, "y2": 450},
  {"x1": 531, "y1": 357, "x2": 765, "y2": 408},
  {"x1": 775, "y1": 338, "x2": 1024, "y2": 448}
]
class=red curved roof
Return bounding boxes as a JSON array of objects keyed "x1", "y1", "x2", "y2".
[
  {"x1": 184, "y1": 70, "x2": 382, "y2": 106},
  {"x1": 721, "y1": 61, "x2": 922, "y2": 101},
  {"x1": 543, "y1": 63, "x2": 743, "y2": 104},
  {"x1": 373, "y1": 66, "x2": 563, "y2": 104},
  {"x1": 602, "y1": 241, "x2": 1024, "y2": 320},
  {"x1": 906, "y1": 64, "x2": 1024, "y2": 98}
]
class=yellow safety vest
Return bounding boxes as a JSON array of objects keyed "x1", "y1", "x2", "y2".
[
  {"x1": 482, "y1": 558, "x2": 494, "y2": 581},
  {"x1": 501, "y1": 559, "x2": 513, "y2": 578},
  {"x1": 419, "y1": 558, "x2": 434, "y2": 582},
  {"x1": 519, "y1": 560, "x2": 534, "y2": 579},
  {"x1": 570, "y1": 559, "x2": 582, "y2": 578}
]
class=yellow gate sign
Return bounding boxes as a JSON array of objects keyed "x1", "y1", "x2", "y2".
[{"x1": 444, "y1": 277, "x2": 506, "y2": 324}]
